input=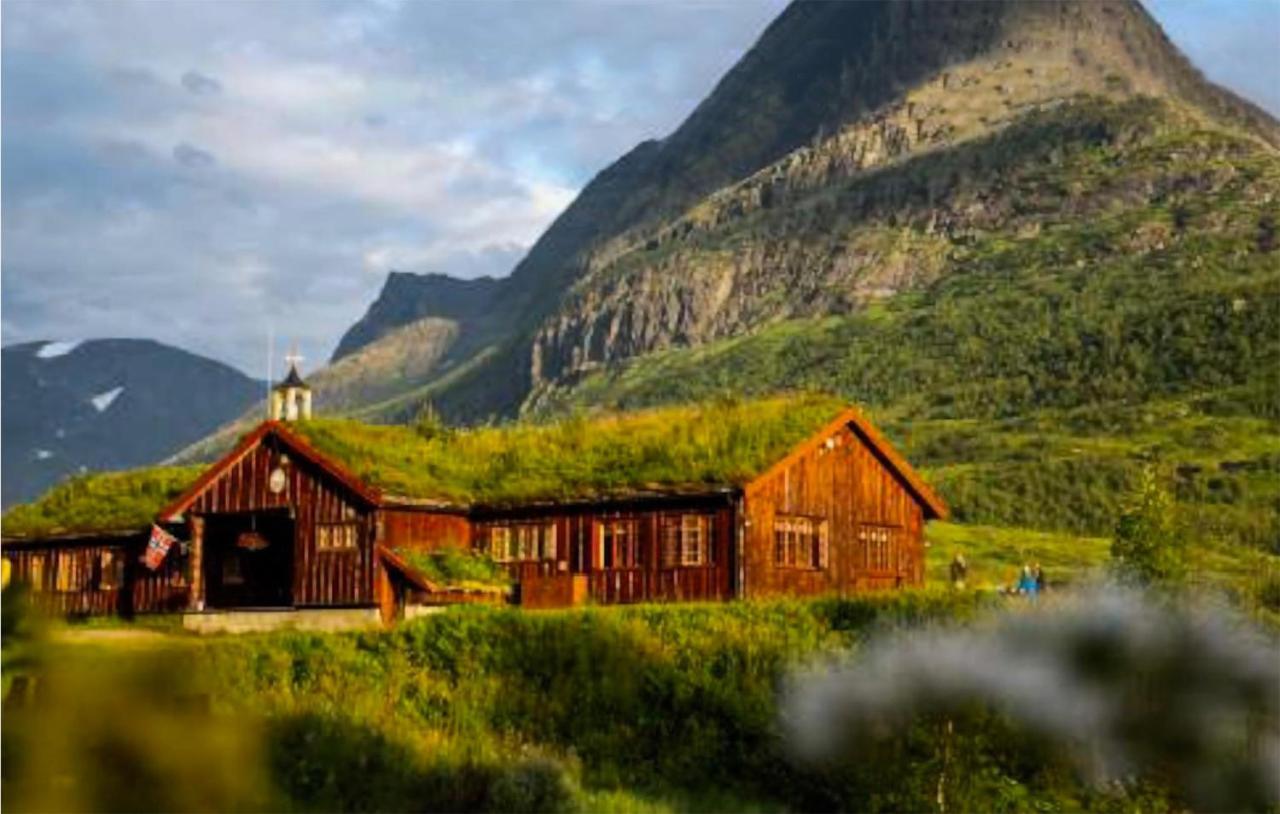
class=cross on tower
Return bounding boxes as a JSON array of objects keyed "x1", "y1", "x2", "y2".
[{"x1": 271, "y1": 344, "x2": 312, "y2": 421}]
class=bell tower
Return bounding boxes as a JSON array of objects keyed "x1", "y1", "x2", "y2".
[{"x1": 270, "y1": 348, "x2": 312, "y2": 421}]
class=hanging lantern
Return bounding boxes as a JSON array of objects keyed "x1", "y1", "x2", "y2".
[{"x1": 236, "y1": 531, "x2": 270, "y2": 551}]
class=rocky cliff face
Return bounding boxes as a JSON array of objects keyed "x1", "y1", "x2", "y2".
[
  {"x1": 1, "y1": 339, "x2": 262, "y2": 506},
  {"x1": 331, "y1": 0, "x2": 1277, "y2": 423},
  {"x1": 331, "y1": 272, "x2": 501, "y2": 362},
  {"x1": 524, "y1": 1, "x2": 1278, "y2": 386}
]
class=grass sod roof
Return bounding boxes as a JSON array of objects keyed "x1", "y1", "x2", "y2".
[
  {"x1": 1, "y1": 394, "x2": 852, "y2": 538},
  {"x1": 2, "y1": 466, "x2": 205, "y2": 540},
  {"x1": 287, "y1": 393, "x2": 850, "y2": 506}
]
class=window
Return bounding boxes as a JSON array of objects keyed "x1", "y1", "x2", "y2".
[
  {"x1": 598, "y1": 518, "x2": 640, "y2": 569},
  {"x1": 660, "y1": 514, "x2": 713, "y2": 568},
  {"x1": 773, "y1": 516, "x2": 829, "y2": 569},
  {"x1": 54, "y1": 551, "x2": 91, "y2": 592},
  {"x1": 28, "y1": 555, "x2": 46, "y2": 592},
  {"x1": 98, "y1": 550, "x2": 124, "y2": 590},
  {"x1": 317, "y1": 522, "x2": 358, "y2": 551},
  {"x1": 486, "y1": 523, "x2": 557, "y2": 562},
  {"x1": 857, "y1": 525, "x2": 899, "y2": 573}
]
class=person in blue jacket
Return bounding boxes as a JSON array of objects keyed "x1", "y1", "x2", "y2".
[{"x1": 1017, "y1": 564, "x2": 1039, "y2": 599}]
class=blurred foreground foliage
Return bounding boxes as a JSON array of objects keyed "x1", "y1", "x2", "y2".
[{"x1": 5, "y1": 585, "x2": 1275, "y2": 813}]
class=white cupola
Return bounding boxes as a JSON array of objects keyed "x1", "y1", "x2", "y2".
[{"x1": 270, "y1": 351, "x2": 312, "y2": 421}]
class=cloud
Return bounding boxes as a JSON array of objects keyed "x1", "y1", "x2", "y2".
[
  {"x1": 172, "y1": 142, "x2": 216, "y2": 168},
  {"x1": 180, "y1": 70, "x2": 222, "y2": 95},
  {"x1": 1, "y1": 0, "x2": 1273, "y2": 379}
]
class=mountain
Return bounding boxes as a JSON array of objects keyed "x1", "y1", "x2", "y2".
[
  {"x1": 326, "y1": 0, "x2": 1277, "y2": 425},
  {"x1": 1, "y1": 339, "x2": 262, "y2": 507},
  {"x1": 331, "y1": 272, "x2": 501, "y2": 363}
]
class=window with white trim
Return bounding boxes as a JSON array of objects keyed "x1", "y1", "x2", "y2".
[
  {"x1": 772, "y1": 515, "x2": 829, "y2": 569},
  {"x1": 486, "y1": 522, "x2": 557, "y2": 562},
  {"x1": 317, "y1": 522, "x2": 359, "y2": 551},
  {"x1": 597, "y1": 518, "x2": 641, "y2": 569},
  {"x1": 54, "y1": 550, "x2": 92, "y2": 592},
  {"x1": 28, "y1": 554, "x2": 46, "y2": 592},
  {"x1": 857, "y1": 524, "x2": 900, "y2": 573},
  {"x1": 98, "y1": 550, "x2": 124, "y2": 590},
  {"x1": 660, "y1": 514, "x2": 713, "y2": 567}
]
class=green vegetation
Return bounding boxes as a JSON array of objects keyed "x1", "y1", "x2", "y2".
[
  {"x1": 525, "y1": 101, "x2": 1280, "y2": 599},
  {"x1": 393, "y1": 547, "x2": 511, "y2": 592},
  {"x1": 292, "y1": 393, "x2": 847, "y2": 504},
  {"x1": 3, "y1": 394, "x2": 848, "y2": 534},
  {"x1": 18, "y1": 590, "x2": 1267, "y2": 812},
  {"x1": 1111, "y1": 467, "x2": 1186, "y2": 585},
  {"x1": 925, "y1": 523, "x2": 1111, "y2": 589},
  {"x1": 1, "y1": 466, "x2": 203, "y2": 538}
]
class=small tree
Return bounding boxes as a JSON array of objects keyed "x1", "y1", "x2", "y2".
[
  {"x1": 1111, "y1": 466, "x2": 1185, "y2": 585},
  {"x1": 413, "y1": 402, "x2": 451, "y2": 442}
]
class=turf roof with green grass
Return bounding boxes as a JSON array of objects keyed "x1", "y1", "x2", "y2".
[
  {"x1": 2, "y1": 466, "x2": 205, "y2": 539},
  {"x1": 2, "y1": 394, "x2": 850, "y2": 538},
  {"x1": 289, "y1": 393, "x2": 849, "y2": 505}
]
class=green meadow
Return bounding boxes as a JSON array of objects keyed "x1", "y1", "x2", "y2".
[{"x1": 0, "y1": 590, "x2": 1155, "y2": 813}]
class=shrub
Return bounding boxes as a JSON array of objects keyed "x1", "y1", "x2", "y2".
[{"x1": 1111, "y1": 467, "x2": 1186, "y2": 586}]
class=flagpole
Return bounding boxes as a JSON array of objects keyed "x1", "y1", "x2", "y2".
[{"x1": 267, "y1": 325, "x2": 274, "y2": 418}]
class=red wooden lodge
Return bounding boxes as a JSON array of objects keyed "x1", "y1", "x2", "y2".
[{"x1": 1, "y1": 382, "x2": 946, "y2": 626}]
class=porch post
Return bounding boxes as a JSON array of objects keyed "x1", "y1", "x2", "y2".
[{"x1": 188, "y1": 515, "x2": 205, "y2": 611}]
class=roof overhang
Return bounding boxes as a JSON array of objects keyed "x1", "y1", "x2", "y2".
[{"x1": 1, "y1": 527, "x2": 151, "y2": 548}]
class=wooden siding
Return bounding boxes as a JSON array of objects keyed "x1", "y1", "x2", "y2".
[
  {"x1": 381, "y1": 509, "x2": 471, "y2": 552},
  {"x1": 742, "y1": 422, "x2": 926, "y2": 598},
  {"x1": 476, "y1": 502, "x2": 735, "y2": 605},
  {"x1": 183, "y1": 436, "x2": 375, "y2": 607},
  {"x1": 3, "y1": 535, "x2": 189, "y2": 616}
]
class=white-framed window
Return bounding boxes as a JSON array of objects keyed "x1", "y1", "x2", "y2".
[
  {"x1": 857, "y1": 524, "x2": 900, "y2": 573},
  {"x1": 660, "y1": 514, "x2": 713, "y2": 568},
  {"x1": 597, "y1": 518, "x2": 641, "y2": 569},
  {"x1": 98, "y1": 550, "x2": 124, "y2": 590},
  {"x1": 55, "y1": 550, "x2": 91, "y2": 592},
  {"x1": 28, "y1": 554, "x2": 46, "y2": 592},
  {"x1": 773, "y1": 515, "x2": 829, "y2": 569},
  {"x1": 317, "y1": 522, "x2": 359, "y2": 551},
  {"x1": 486, "y1": 522, "x2": 557, "y2": 562}
]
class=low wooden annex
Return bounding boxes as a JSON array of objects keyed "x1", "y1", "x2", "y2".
[{"x1": 1, "y1": 396, "x2": 947, "y2": 623}]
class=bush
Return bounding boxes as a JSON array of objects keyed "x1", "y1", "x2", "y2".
[{"x1": 1111, "y1": 467, "x2": 1186, "y2": 586}]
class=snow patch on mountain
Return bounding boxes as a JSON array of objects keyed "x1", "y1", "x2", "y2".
[
  {"x1": 36, "y1": 340, "x2": 82, "y2": 359},
  {"x1": 91, "y1": 386, "x2": 124, "y2": 412}
]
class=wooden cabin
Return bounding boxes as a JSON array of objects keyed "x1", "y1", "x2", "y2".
[{"x1": 1, "y1": 393, "x2": 946, "y2": 624}]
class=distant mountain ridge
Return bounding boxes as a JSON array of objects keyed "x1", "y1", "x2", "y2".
[
  {"x1": 318, "y1": 0, "x2": 1277, "y2": 425},
  {"x1": 1, "y1": 339, "x2": 262, "y2": 507}
]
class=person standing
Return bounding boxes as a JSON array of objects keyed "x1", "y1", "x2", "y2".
[
  {"x1": 949, "y1": 552, "x2": 968, "y2": 589},
  {"x1": 1017, "y1": 564, "x2": 1038, "y2": 599},
  {"x1": 1034, "y1": 563, "x2": 1046, "y2": 594}
]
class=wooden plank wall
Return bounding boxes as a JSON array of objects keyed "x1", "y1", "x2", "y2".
[
  {"x1": 476, "y1": 504, "x2": 735, "y2": 606},
  {"x1": 742, "y1": 423, "x2": 925, "y2": 598},
  {"x1": 381, "y1": 510, "x2": 472, "y2": 552},
  {"x1": 3, "y1": 536, "x2": 190, "y2": 616},
  {"x1": 184, "y1": 439, "x2": 374, "y2": 606}
]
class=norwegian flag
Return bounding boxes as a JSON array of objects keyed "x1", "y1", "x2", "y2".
[{"x1": 143, "y1": 524, "x2": 177, "y2": 570}]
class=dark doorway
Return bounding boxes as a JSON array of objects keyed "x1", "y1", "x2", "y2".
[{"x1": 203, "y1": 511, "x2": 294, "y2": 608}]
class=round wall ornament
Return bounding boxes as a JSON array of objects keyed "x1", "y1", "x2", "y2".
[{"x1": 268, "y1": 467, "x2": 287, "y2": 494}]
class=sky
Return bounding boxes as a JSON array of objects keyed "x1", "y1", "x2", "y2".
[{"x1": 2, "y1": 0, "x2": 1277, "y2": 378}]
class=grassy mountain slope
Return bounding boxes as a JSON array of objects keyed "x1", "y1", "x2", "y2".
[
  {"x1": 311, "y1": 0, "x2": 1277, "y2": 424},
  {"x1": 530, "y1": 99, "x2": 1279, "y2": 417},
  {"x1": 525, "y1": 96, "x2": 1280, "y2": 562}
]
